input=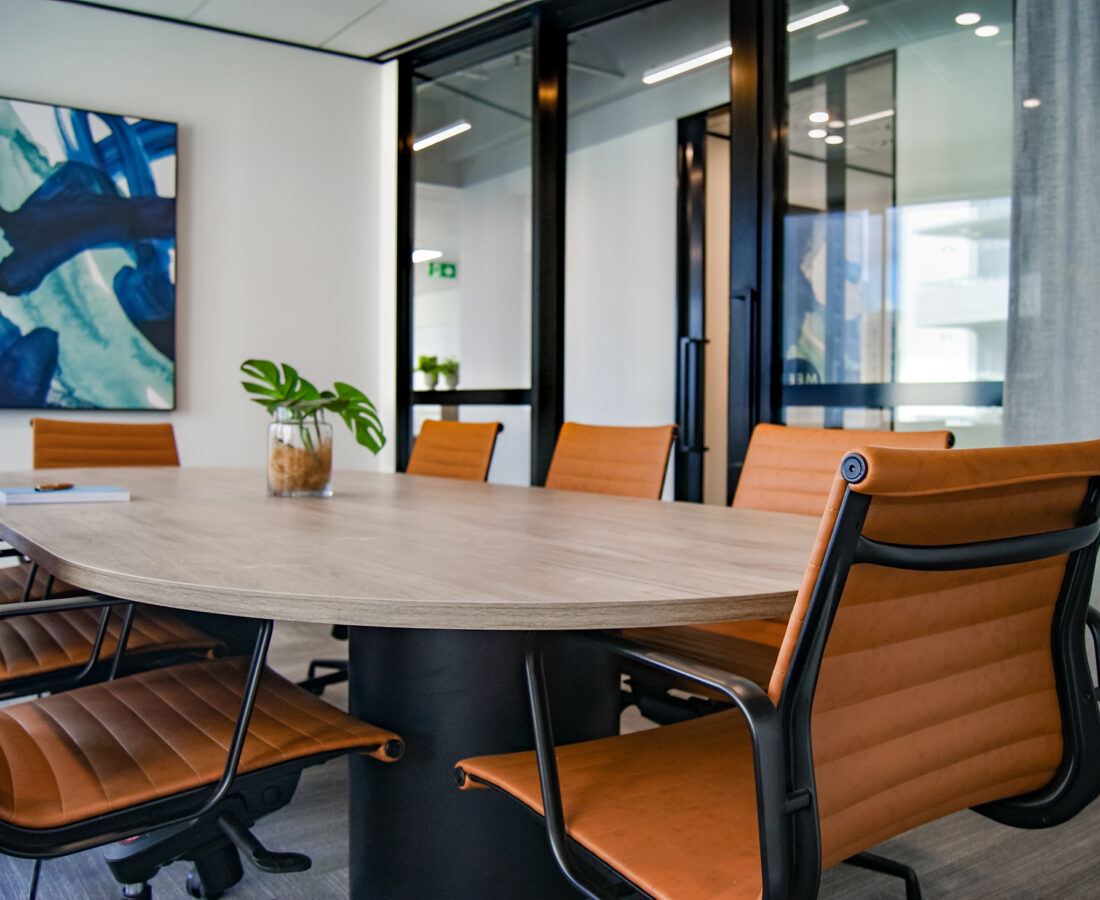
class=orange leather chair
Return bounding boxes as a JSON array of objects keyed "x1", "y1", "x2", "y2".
[
  {"x1": 456, "y1": 438, "x2": 1100, "y2": 898},
  {"x1": 0, "y1": 419, "x2": 219, "y2": 700},
  {"x1": 406, "y1": 419, "x2": 503, "y2": 481},
  {"x1": 31, "y1": 417, "x2": 180, "y2": 468},
  {"x1": 544, "y1": 422, "x2": 677, "y2": 499},
  {"x1": 0, "y1": 606, "x2": 403, "y2": 898},
  {"x1": 622, "y1": 424, "x2": 954, "y2": 701}
]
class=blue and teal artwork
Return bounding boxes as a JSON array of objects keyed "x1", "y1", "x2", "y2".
[{"x1": 0, "y1": 96, "x2": 175, "y2": 409}]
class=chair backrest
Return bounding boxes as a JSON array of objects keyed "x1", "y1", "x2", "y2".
[
  {"x1": 405, "y1": 420, "x2": 502, "y2": 482},
  {"x1": 733, "y1": 423, "x2": 954, "y2": 516},
  {"x1": 543, "y1": 422, "x2": 677, "y2": 499},
  {"x1": 768, "y1": 440, "x2": 1100, "y2": 893},
  {"x1": 32, "y1": 418, "x2": 180, "y2": 469}
]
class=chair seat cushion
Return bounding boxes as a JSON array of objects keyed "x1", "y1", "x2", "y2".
[
  {"x1": 458, "y1": 709, "x2": 762, "y2": 900},
  {"x1": 0, "y1": 604, "x2": 220, "y2": 680},
  {"x1": 622, "y1": 618, "x2": 787, "y2": 691},
  {"x1": 0, "y1": 657, "x2": 400, "y2": 829}
]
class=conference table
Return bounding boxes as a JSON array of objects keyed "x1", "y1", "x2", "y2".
[{"x1": 0, "y1": 467, "x2": 819, "y2": 898}]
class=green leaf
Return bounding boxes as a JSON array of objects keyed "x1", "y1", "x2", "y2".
[{"x1": 240, "y1": 360, "x2": 386, "y2": 454}]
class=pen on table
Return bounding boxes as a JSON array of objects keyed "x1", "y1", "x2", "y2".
[{"x1": 34, "y1": 483, "x2": 74, "y2": 492}]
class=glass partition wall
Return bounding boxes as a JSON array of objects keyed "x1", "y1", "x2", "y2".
[
  {"x1": 564, "y1": 0, "x2": 730, "y2": 500},
  {"x1": 408, "y1": 31, "x2": 534, "y2": 484},
  {"x1": 781, "y1": 0, "x2": 1014, "y2": 446},
  {"x1": 399, "y1": 0, "x2": 1015, "y2": 489}
]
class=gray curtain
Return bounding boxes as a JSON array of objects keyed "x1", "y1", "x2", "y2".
[{"x1": 1004, "y1": 0, "x2": 1100, "y2": 446}]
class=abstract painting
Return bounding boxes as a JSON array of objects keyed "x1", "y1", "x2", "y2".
[{"x1": 0, "y1": 96, "x2": 176, "y2": 409}]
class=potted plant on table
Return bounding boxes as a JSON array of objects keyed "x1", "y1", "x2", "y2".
[
  {"x1": 241, "y1": 359, "x2": 385, "y2": 497},
  {"x1": 416, "y1": 355, "x2": 439, "y2": 390},
  {"x1": 438, "y1": 357, "x2": 460, "y2": 390}
]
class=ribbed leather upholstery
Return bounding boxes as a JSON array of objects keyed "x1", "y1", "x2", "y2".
[
  {"x1": 0, "y1": 657, "x2": 401, "y2": 829},
  {"x1": 623, "y1": 424, "x2": 953, "y2": 686},
  {"x1": 460, "y1": 710, "x2": 762, "y2": 900},
  {"x1": 734, "y1": 423, "x2": 954, "y2": 518},
  {"x1": 544, "y1": 423, "x2": 676, "y2": 499},
  {"x1": 0, "y1": 604, "x2": 217, "y2": 680},
  {"x1": 774, "y1": 441, "x2": 1099, "y2": 869},
  {"x1": 406, "y1": 420, "x2": 502, "y2": 481},
  {"x1": 458, "y1": 439, "x2": 1100, "y2": 898},
  {"x1": 32, "y1": 418, "x2": 180, "y2": 469}
]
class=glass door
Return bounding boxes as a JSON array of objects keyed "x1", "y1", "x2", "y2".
[
  {"x1": 564, "y1": 0, "x2": 731, "y2": 500},
  {"x1": 407, "y1": 30, "x2": 534, "y2": 483},
  {"x1": 781, "y1": 0, "x2": 1013, "y2": 446}
]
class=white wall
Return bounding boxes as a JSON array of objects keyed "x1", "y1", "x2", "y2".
[
  {"x1": 0, "y1": 0, "x2": 396, "y2": 473},
  {"x1": 565, "y1": 120, "x2": 677, "y2": 498}
]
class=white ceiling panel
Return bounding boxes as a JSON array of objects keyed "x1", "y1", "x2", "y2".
[
  {"x1": 194, "y1": 0, "x2": 377, "y2": 48},
  {"x1": 83, "y1": 0, "x2": 516, "y2": 58},
  {"x1": 93, "y1": 0, "x2": 206, "y2": 18},
  {"x1": 323, "y1": 0, "x2": 509, "y2": 56}
]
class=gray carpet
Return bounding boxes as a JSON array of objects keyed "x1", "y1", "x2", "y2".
[{"x1": 2, "y1": 621, "x2": 1097, "y2": 899}]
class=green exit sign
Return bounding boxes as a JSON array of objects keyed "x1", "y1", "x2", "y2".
[{"x1": 428, "y1": 261, "x2": 457, "y2": 279}]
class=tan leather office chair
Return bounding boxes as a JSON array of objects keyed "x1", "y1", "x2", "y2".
[
  {"x1": 544, "y1": 422, "x2": 677, "y2": 499},
  {"x1": 623, "y1": 423, "x2": 954, "y2": 700},
  {"x1": 0, "y1": 607, "x2": 403, "y2": 898},
  {"x1": 456, "y1": 439, "x2": 1100, "y2": 898},
  {"x1": 0, "y1": 419, "x2": 219, "y2": 699},
  {"x1": 31, "y1": 417, "x2": 180, "y2": 468},
  {"x1": 406, "y1": 419, "x2": 503, "y2": 481}
]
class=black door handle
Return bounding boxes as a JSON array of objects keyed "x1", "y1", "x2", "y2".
[{"x1": 678, "y1": 336, "x2": 706, "y2": 453}]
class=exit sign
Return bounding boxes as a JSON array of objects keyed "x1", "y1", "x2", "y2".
[{"x1": 427, "y1": 261, "x2": 457, "y2": 279}]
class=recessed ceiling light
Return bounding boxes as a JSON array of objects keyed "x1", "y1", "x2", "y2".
[
  {"x1": 412, "y1": 120, "x2": 471, "y2": 152},
  {"x1": 828, "y1": 119, "x2": 845, "y2": 128},
  {"x1": 824, "y1": 134, "x2": 845, "y2": 145},
  {"x1": 955, "y1": 12, "x2": 981, "y2": 26},
  {"x1": 642, "y1": 43, "x2": 732, "y2": 85},
  {"x1": 788, "y1": 4, "x2": 850, "y2": 33},
  {"x1": 847, "y1": 108, "x2": 895, "y2": 126},
  {"x1": 412, "y1": 249, "x2": 444, "y2": 264},
  {"x1": 808, "y1": 128, "x2": 828, "y2": 139},
  {"x1": 974, "y1": 24, "x2": 1000, "y2": 37},
  {"x1": 1022, "y1": 97, "x2": 1041, "y2": 109},
  {"x1": 808, "y1": 111, "x2": 830, "y2": 123},
  {"x1": 816, "y1": 18, "x2": 869, "y2": 40}
]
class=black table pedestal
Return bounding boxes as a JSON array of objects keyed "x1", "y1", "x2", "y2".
[{"x1": 348, "y1": 627, "x2": 619, "y2": 899}]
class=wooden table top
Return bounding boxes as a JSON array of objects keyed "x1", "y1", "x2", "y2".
[{"x1": 0, "y1": 468, "x2": 819, "y2": 630}]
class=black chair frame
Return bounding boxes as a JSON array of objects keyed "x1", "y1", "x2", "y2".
[
  {"x1": 477, "y1": 463, "x2": 1100, "y2": 900},
  {"x1": 0, "y1": 595, "x2": 400, "y2": 859}
]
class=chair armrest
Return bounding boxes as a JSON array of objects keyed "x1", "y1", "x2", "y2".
[
  {"x1": 0, "y1": 592, "x2": 122, "y2": 619},
  {"x1": 0, "y1": 593, "x2": 134, "y2": 687},
  {"x1": 526, "y1": 631, "x2": 791, "y2": 900}
]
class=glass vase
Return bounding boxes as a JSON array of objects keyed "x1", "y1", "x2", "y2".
[{"x1": 267, "y1": 413, "x2": 333, "y2": 498}]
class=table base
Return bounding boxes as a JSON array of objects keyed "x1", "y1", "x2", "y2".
[{"x1": 348, "y1": 627, "x2": 620, "y2": 899}]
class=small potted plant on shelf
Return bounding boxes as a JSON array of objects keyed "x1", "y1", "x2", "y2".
[
  {"x1": 416, "y1": 355, "x2": 439, "y2": 390},
  {"x1": 439, "y1": 357, "x2": 460, "y2": 390},
  {"x1": 241, "y1": 359, "x2": 385, "y2": 498}
]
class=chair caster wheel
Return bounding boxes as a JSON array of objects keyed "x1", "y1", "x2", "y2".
[
  {"x1": 122, "y1": 885, "x2": 152, "y2": 900},
  {"x1": 185, "y1": 870, "x2": 224, "y2": 899}
]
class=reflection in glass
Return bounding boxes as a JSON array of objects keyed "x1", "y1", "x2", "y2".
[
  {"x1": 782, "y1": 0, "x2": 1013, "y2": 443},
  {"x1": 411, "y1": 32, "x2": 532, "y2": 394},
  {"x1": 564, "y1": 0, "x2": 728, "y2": 446}
]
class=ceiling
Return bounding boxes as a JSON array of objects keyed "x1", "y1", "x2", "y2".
[{"x1": 72, "y1": 0, "x2": 518, "y2": 59}]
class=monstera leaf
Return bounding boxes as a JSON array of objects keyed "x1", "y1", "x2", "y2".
[{"x1": 240, "y1": 359, "x2": 386, "y2": 454}]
